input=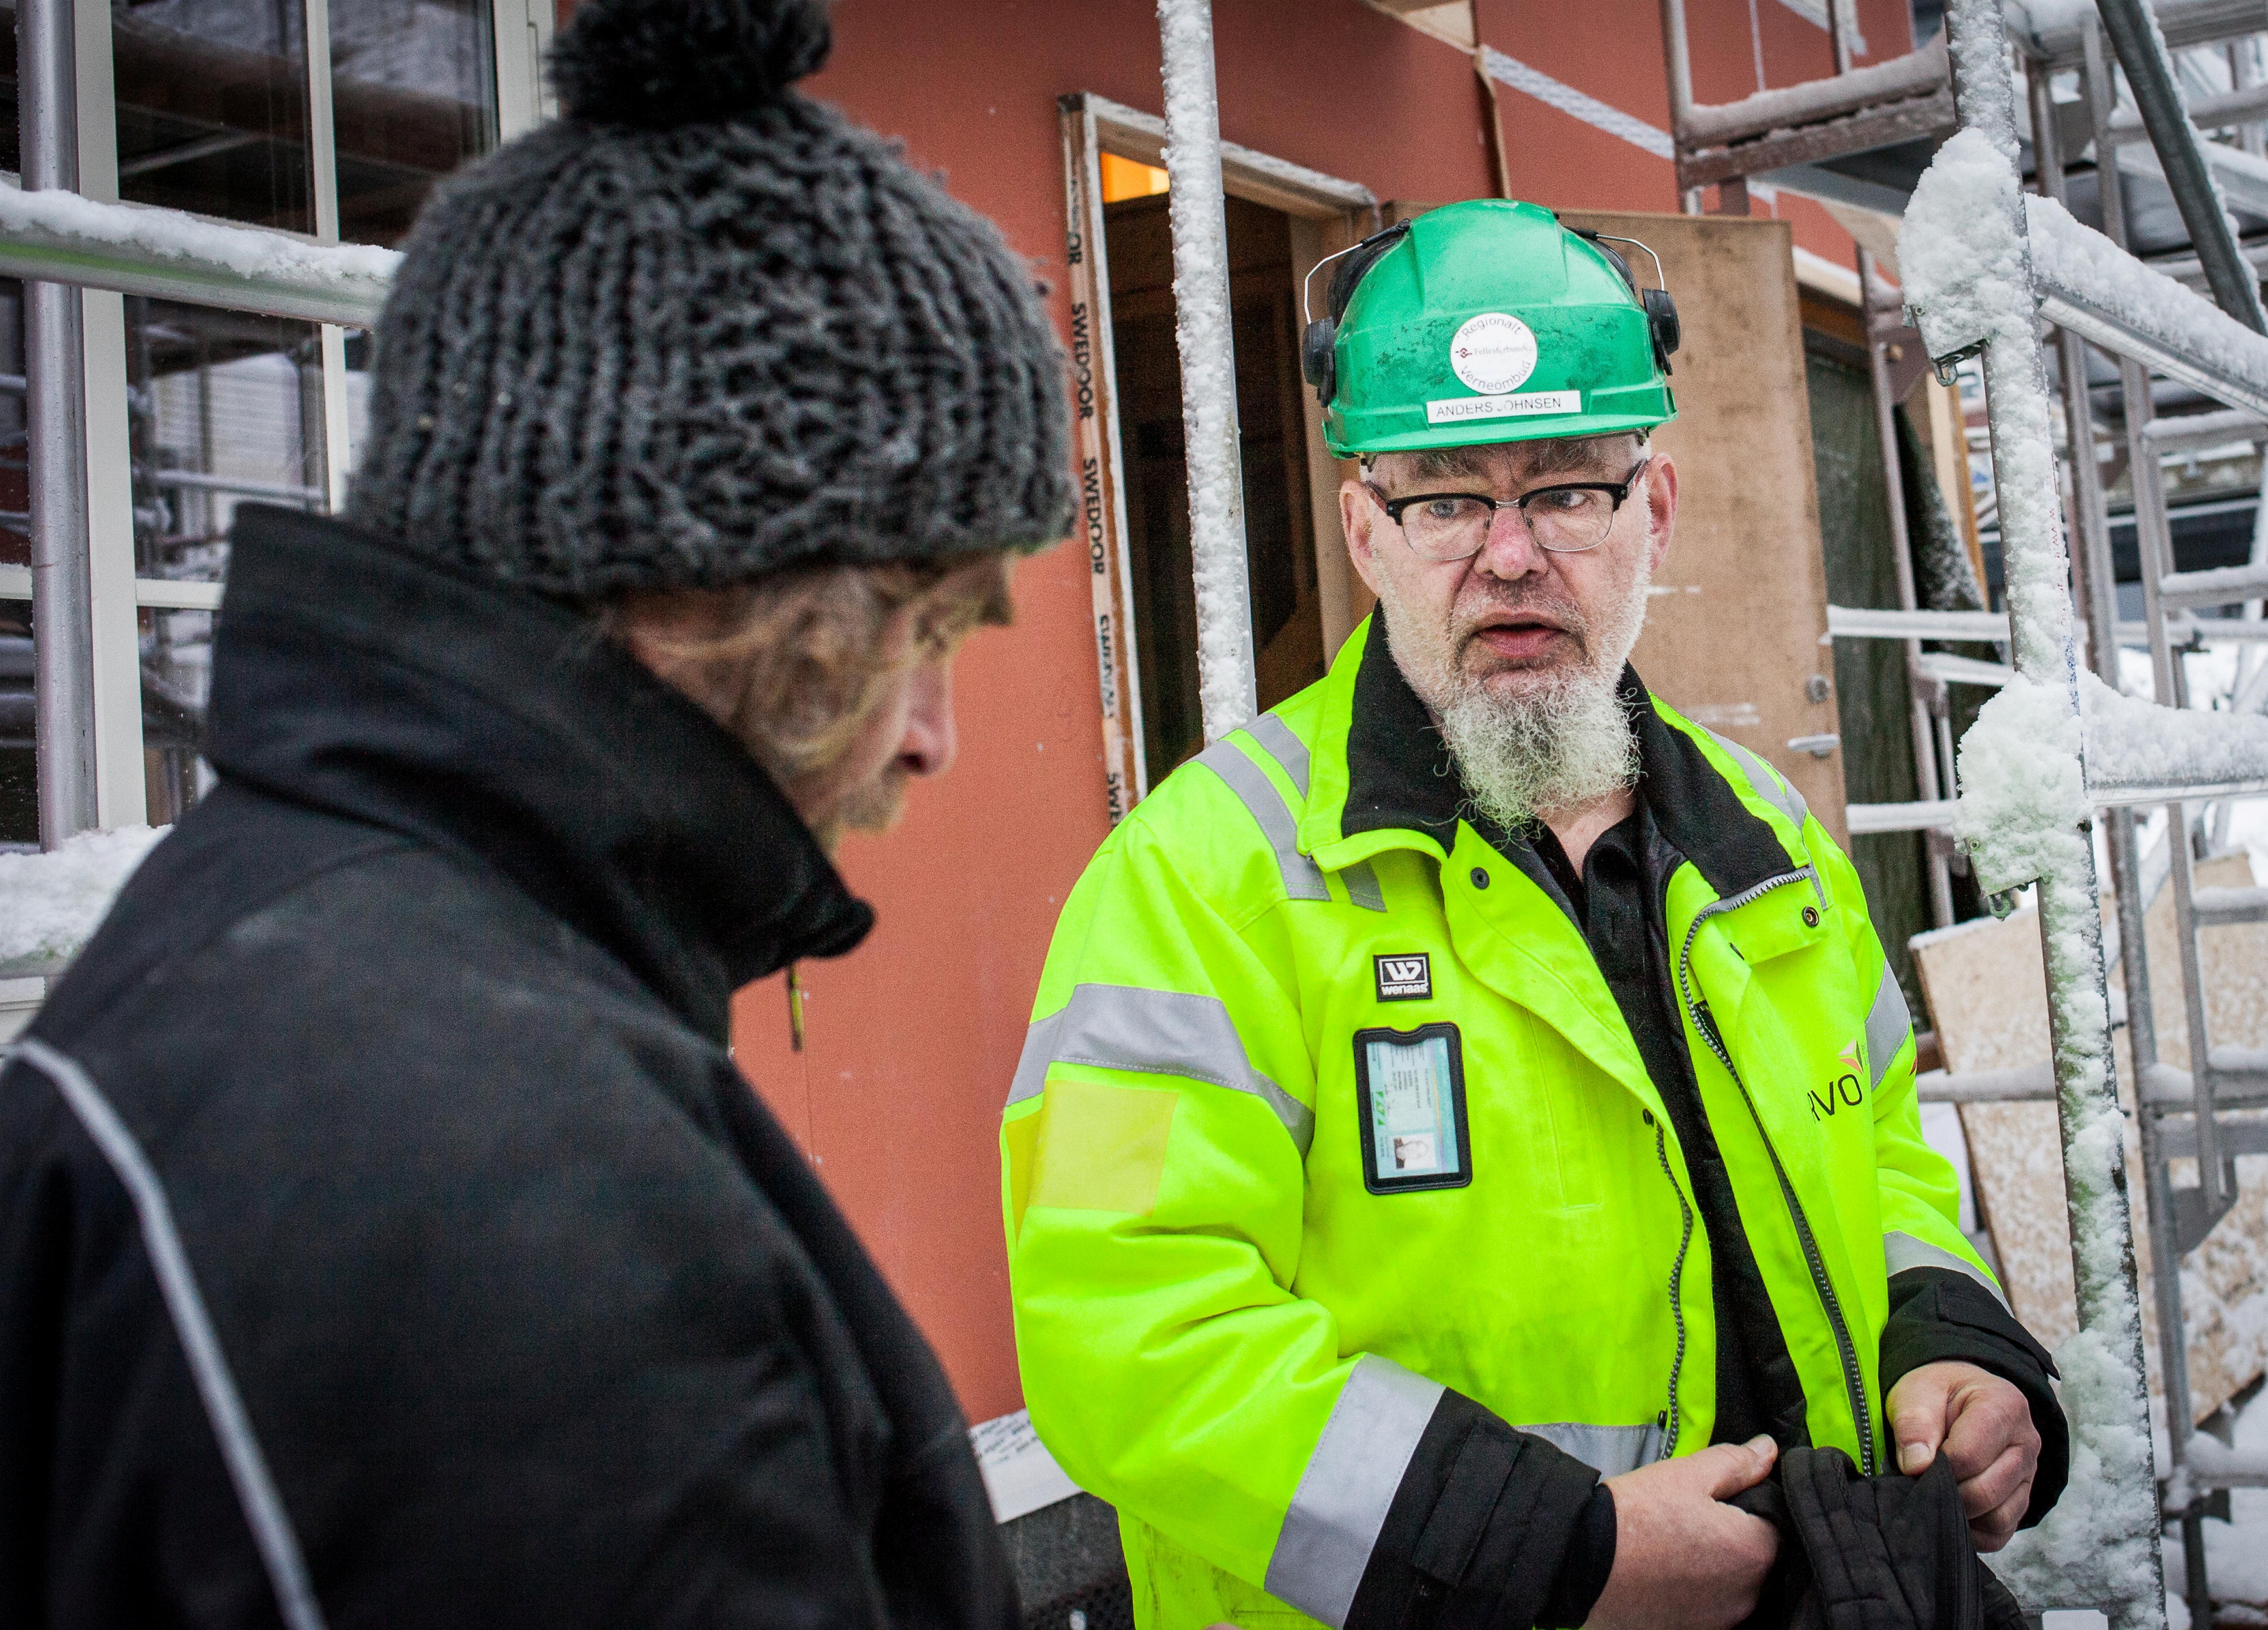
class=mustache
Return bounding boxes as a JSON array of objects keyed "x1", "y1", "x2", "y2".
[{"x1": 1450, "y1": 588, "x2": 1591, "y2": 654}]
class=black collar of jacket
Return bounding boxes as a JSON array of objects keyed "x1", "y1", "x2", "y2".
[
  {"x1": 206, "y1": 505, "x2": 875, "y2": 1040},
  {"x1": 1340, "y1": 615, "x2": 1798, "y2": 900}
]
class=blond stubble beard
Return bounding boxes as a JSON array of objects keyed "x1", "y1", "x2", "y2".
[{"x1": 1376, "y1": 555, "x2": 1654, "y2": 832}]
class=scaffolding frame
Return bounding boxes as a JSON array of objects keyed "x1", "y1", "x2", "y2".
[{"x1": 1655, "y1": 0, "x2": 2268, "y2": 1620}]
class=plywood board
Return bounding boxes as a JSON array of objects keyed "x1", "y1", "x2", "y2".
[
  {"x1": 1560, "y1": 211, "x2": 1847, "y2": 845},
  {"x1": 1912, "y1": 862, "x2": 2268, "y2": 1423}
]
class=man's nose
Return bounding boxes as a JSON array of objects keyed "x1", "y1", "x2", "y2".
[
  {"x1": 1472, "y1": 503, "x2": 1549, "y2": 580},
  {"x1": 898, "y1": 659, "x2": 958, "y2": 779}
]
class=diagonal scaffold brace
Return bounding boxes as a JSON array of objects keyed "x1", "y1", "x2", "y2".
[{"x1": 1905, "y1": 0, "x2": 2168, "y2": 1621}]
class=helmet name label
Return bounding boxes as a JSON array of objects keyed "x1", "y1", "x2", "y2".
[
  {"x1": 1425, "y1": 389, "x2": 1580, "y2": 426},
  {"x1": 1448, "y1": 311, "x2": 1539, "y2": 394}
]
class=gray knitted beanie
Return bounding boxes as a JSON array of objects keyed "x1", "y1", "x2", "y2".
[{"x1": 348, "y1": 0, "x2": 1072, "y2": 595}]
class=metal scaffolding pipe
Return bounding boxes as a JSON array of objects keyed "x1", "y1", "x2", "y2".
[
  {"x1": 1155, "y1": 0, "x2": 1257, "y2": 741},
  {"x1": 1860, "y1": 250, "x2": 1957, "y2": 928},
  {"x1": 1937, "y1": 0, "x2": 2169, "y2": 1618},
  {"x1": 21, "y1": 0, "x2": 97, "y2": 847},
  {"x1": 2094, "y1": 0, "x2": 2268, "y2": 333}
]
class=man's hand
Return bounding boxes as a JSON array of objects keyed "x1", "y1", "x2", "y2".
[
  {"x1": 1586, "y1": 1436, "x2": 1780, "y2": 1630},
  {"x1": 1886, "y1": 1360, "x2": 2040, "y2": 1551}
]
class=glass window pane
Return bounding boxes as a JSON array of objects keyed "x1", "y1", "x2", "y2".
[
  {"x1": 330, "y1": 0, "x2": 498, "y2": 246},
  {"x1": 126, "y1": 299, "x2": 327, "y2": 824},
  {"x1": 113, "y1": 0, "x2": 318, "y2": 236}
]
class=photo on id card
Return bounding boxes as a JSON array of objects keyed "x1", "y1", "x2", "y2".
[{"x1": 1352, "y1": 1021, "x2": 1471, "y2": 1194}]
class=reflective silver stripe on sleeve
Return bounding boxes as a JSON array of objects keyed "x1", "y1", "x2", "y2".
[
  {"x1": 1265, "y1": 1355, "x2": 1445, "y2": 1629},
  {"x1": 1341, "y1": 859, "x2": 1386, "y2": 913},
  {"x1": 11, "y1": 1038, "x2": 329, "y2": 1630},
  {"x1": 1000, "y1": 983, "x2": 1315, "y2": 1154},
  {"x1": 1196, "y1": 741, "x2": 1332, "y2": 903},
  {"x1": 1867, "y1": 964, "x2": 1912, "y2": 1089},
  {"x1": 1705, "y1": 728, "x2": 1809, "y2": 830},
  {"x1": 1518, "y1": 1420, "x2": 1667, "y2": 1478},
  {"x1": 1005, "y1": 1006, "x2": 1067, "y2": 1108},
  {"x1": 1885, "y1": 1229, "x2": 2010, "y2": 1312},
  {"x1": 1248, "y1": 713, "x2": 1312, "y2": 798}
]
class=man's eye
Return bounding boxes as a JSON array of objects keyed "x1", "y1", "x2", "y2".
[
  {"x1": 1531, "y1": 488, "x2": 1594, "y2": 515},
  {"x1": 1419, "y1": 498, "x2": 1473, "y2": 523}
]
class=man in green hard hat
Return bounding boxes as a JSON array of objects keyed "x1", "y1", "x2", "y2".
[{"x1": 1002, "y1": 200, "x2": 2067, "y2": 1630}]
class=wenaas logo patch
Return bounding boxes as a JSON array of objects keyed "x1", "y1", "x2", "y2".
[{"x1": 1374, "y1": 953, "x2": 1432, "y2": 1002}]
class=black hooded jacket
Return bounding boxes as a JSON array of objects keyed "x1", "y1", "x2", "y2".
[{"x1": 0, "y1": 505, "x2": 1017, "y2": 1630}]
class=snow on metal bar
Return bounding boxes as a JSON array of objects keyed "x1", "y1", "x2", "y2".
[
  {"x1": 0, "y1": 184, "x2": 395, "y2": 326},
  {"x1": 2180, "y1": 1436, "x2": 2268, "y2": 1489},
  {"x1": 1845, "y1": 797, "x2": 1958, "y2": 833},
  {"x1": 1910, "y1": 3, "x2": 2167, "y2": 1613},
  {"x1": 2025, "y1": 197, "x2": 2268, "y2": 418},
  {"x1": 1988, "y1": 668, "x2": 2268, "y2": 806},
  {"x1": 1827, "y1": 604, "x2": 2012, "y2": 640},
  {"x1": 2137, "y1": 407, "x2": 2268, "y2": 448},
  {"x1": 2142, "y1": 619, "x2": 2268, "y2": 643},
  {"x1": 1917, "y1": 651, "x2": 2016, "y2": 687},
  {"x1": 1677, "y1": 33, "x2": 1946, "y2": 146},
  {"x1": 1916, "y1": 1061, "x2": 2057, "y2": 1102},
  {"x1": 1850, "y1": 798, "x2": 1959, "y2": 834},
  {"x1": 1156, "y1": 0, "x2": 1258, "y2": 741},
  {"x1": 2158, "y1": 561, "x2": 2268, "y2": 612},
  {"x1": 2191, "y1": 885, "x2": 2268, "y2": 926}
]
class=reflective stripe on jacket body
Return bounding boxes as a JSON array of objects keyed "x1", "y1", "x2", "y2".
[{"x1": 1001, "y1": 617, "x2": 1994, "y2": 1630}]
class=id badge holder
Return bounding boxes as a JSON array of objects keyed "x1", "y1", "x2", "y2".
[{"x1": 1353, "y1": 1022, "x2": 1472, "y2": 1194}]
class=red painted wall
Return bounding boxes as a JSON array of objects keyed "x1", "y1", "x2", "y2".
[
  {"x1": 728, "y1": 0, "x2": 1496, "y2": 1428},
  {"x1": 544, "y1": 0, "x2": 1911, "y2": 1426}
]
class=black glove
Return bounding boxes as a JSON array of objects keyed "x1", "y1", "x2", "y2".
[{"x1": 1727, "y1": 1446, "x2": 2027, "y2": 1630}]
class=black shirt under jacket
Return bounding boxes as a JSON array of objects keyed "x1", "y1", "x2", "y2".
[
  {"x1": 0, "y1": 505, "x2": 1015, "y2": 1630},
  {"x1": 1332, "y1": 621, "x2": 2068, "y2": 1630}
]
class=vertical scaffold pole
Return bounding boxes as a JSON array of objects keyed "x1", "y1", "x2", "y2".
[
  {"x1": 1937, "y1": 0, "x2": 2167, "y2": 1622},
  {"x1": 1155, "y1": 0, "x2": 1257, "y2": 742},
  {"x1": 21, "y1": 0, "x2": 97, "y2": 847}
]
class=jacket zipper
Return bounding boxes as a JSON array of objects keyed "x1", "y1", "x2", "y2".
[
  {"x1": 1672, "y1": 869, "x2": 1878, "y2": 1476},
  {"x1": 1651, "y1": 1118, "x2": 1695, "y2": 1459}
]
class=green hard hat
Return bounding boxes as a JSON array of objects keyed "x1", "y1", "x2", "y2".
[{"x1": 1306, "y1": 199, "x2": 1678, "y2": 458}]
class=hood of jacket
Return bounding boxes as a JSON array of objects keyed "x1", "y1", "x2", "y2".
[{"x1": 205, "y1": 503, "x2": 874, "y2": 1040}]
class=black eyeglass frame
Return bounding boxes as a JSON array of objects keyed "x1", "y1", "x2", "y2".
[{"x1": 1361, "y1": 456, "x2": 1653, "y2": 557}]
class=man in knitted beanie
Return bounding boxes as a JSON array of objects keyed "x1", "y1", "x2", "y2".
[{"x1": 0, "y1": 1, "x2": 1068, "y2": 1625}]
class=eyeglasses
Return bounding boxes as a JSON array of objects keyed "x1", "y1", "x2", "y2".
[{"x1": 1363, "y1": 457, "x2": 1652, "y2": 560}]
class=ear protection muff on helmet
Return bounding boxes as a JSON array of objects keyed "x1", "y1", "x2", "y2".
[
  {"x1": 1300, "y1": 216, "x2": 1682, "y2": 408},
  {"x1": 1642, "y1": 288, "x2": 1680, "y2": 374},
  {"x1": 1572, "y1": 228, "x2": 1680, "y2": 377},
  {"x1": 1301, "y1": 220, "x2": 1411, "y2": 407}
]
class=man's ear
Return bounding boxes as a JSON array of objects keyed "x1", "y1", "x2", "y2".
[
  {"x1": 1342, "y1": 478, "x2": 1383, "y2": 598},
  {"x1": 1644, "y1": 451, "x2": 1678, "y2": 576}
]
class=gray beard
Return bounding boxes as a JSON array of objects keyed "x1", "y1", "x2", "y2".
[
  {"x1": 1375, "y1": 559, "x2": 1651, "y2": 830},
  {"x1": 1438, "y1": 669, "x2": 1638, "y2": 832}
]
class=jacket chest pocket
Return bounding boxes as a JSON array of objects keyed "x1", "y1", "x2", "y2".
[{"x1": 1460, "y1": 1024, "x2": 1612, "y2": 1215}]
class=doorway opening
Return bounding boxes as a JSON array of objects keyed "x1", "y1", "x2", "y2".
[
  {"x1": 1104, "y1": 185, "x2": 1325, "y2": 781},
  {"x1": 1058, "y1": 93, "x2": 1377, "y2": 811}
]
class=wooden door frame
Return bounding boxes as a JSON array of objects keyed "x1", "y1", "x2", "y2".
[{"x1": 1057, "y1": 92, "x2": 1378, "y2": 820}]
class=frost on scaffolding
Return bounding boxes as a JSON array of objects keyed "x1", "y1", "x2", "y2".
[
  {"x1": 1901, "y1": 14, "x2": 2167, "y2": 1616},
  {"x1": 1156, "y1": 0, "x2": 1257, "y2": 741}
]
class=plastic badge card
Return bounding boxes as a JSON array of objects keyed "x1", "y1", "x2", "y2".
[{"x1": 1352, "y1": 1022, "x2": 1472, "y2": 1194}]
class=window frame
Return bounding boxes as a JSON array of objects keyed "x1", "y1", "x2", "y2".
[
  {"x1": 1057, "y1": 90, "x2": 1377, "y2": 819},
  {"x1": 0, "y1": 0, "x2": 549, "y2": 828}
]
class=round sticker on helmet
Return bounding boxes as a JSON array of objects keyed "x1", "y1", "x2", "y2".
[{"x1": 1449, "y1": 312, "x2": 1539, "y2": 396}]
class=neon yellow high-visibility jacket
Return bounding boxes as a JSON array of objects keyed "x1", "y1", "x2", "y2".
[{"x1": 1003, "y1": 618, "x2": 2032, "y2": 1630}]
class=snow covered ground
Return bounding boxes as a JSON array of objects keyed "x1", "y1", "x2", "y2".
[{"x1": 0, "y1": 826, "x2": 165, "y2": 968}]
